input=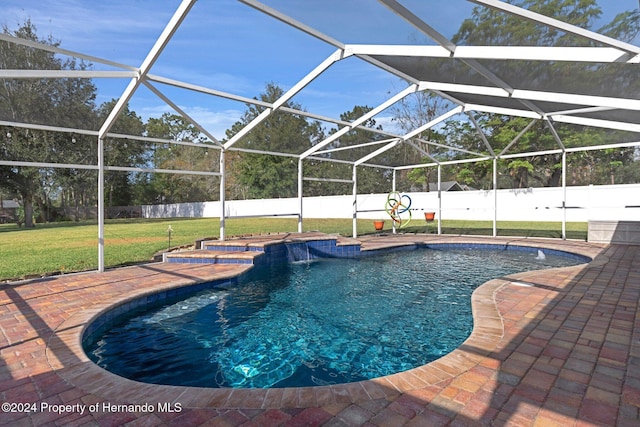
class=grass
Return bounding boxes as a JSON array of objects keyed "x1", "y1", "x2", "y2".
[{"x1": 0, "y1": 217, "x2": 587, "y2": 282}]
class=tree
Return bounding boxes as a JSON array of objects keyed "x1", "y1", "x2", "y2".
[
  {"x1": 145, "y1": 113, "x2": 219, "y2": 203},
  {"x1": 443, "y1": 0, "x2": 640, "y2": 188},
  {"x1": 322, "y1": 106, "x2": 395, "y2": 194},
  {"x1": 0, "y1": 20, "x2": 97, "y2": 226},
  {"x1": 389, "y1": 90, "x2": 452, "y2": 191},
  {"x1": 97, "y1": 100, "x2": 147, "y2": 207},
  {"x1": 224, "y1": 83, "x2": 324, "y2": 199}
]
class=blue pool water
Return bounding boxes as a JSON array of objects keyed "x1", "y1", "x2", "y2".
[{"x1": 84, "y1": 247, "x2": 583, "y2": 388}]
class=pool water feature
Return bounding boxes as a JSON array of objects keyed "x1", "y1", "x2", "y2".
[{"x1": 84, "y1": 246, "x2": 584, "y2": 389}]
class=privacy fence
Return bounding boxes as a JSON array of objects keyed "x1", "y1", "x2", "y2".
[{"x1": 142, "y1": 183, "x2": 640, "y2": 223}]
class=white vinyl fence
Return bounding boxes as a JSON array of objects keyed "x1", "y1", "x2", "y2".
[{"x1": 143, "y1": 183, "x2": 640, "y2": 223}]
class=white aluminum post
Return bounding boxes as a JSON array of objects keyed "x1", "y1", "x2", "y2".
[
  {"x1": 95, "y1": 0, "x2": 196, "y2": 266},
  {"x1": 437, "y1": 164, "x2": 442, "y2": 234},
  {"x1": 219, "y1": 150, "x2": 226, "y2": 241},
  {"x1": 493, "y1": 157, "x2": 498, "y2": 237},
  {"x1": 298, "y1": 158, "x2": 303, "y2": 233},
  {"x1": 562, "y1": 151, "x2": 567, "y2": 239},
  {"x1": 588, "y1": 184, "x2": 593, "y2": 220},
  {"x1": 392, "y1": 170, "x2": 397, "y2": 235},
  {"x1": 97, "y1": 137, "x2": 105, "y2": 272},
  {"x1": 352, "y1": 165, "x2": 358, "y2": 238}
]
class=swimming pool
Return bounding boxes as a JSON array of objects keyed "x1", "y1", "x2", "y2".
[{"x1": 84, "y1": 245, "x2": 585, "y2": 389}]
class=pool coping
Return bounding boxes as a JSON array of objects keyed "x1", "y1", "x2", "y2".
[{"x1": 46, "y1": 234, "x2": 607, "y2": 410}]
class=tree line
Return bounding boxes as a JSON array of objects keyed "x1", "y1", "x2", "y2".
[{"x1": 1, "y1": 0, "x2": 639, "y2": 228}]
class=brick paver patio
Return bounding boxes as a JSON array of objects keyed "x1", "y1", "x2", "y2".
[{"x1": 0, "y1": 234, "x2": 638, "y2": 426}]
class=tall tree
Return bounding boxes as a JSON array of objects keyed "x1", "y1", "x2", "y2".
[
  {"x1": 322, "y1": 106, "x2": 393, "y2": 194},
  {"x1": 225, "y1": 83, "x2": 324, "y2": 199},
  {"x1": 404, "y1": 0, "x2": 640, "y2": 189},
  {"x1": 0, "y1": 20, "x2": 97, "y2": 226},
  {"x1": 389, "y1": 91, "x2": 450, "y2": 191},
  {"x1": 145, "y1": 113, "x2": 219, "y2": 203},
  {"x1": 97, "y1": 100, "x2": 147, "y2": 207}
]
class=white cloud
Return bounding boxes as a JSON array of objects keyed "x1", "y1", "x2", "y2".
[
  {"x1": 1, "y1": 0, "x2": 178, "y2": 65},
  {"x1": 372, "y1": 116, "x2": 404, "y2": 135},
  {"x1": 137, "y1": 104, "x2": 243, "y2": 141},
  {"x1": 183, "y1": 106, "x2": 243, "y2": 140}
]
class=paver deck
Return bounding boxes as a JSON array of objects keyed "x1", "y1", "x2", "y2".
[{"x1": 0, "y1": 234, "x2": 638, "y2": 426}]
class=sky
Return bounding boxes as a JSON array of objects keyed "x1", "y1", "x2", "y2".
[{"x1": 1, "y1": 0, "x2": 639, "y2": 140}]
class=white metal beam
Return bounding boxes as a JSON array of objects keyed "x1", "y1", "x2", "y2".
[
  {"x1": 98, "y1": 0, "x2": 196, "y2": 139},
  {"x1": 300, "y1": 84, "x2": 419, "y2": 159},
  {"x1": 314, "y1": 138, "x2": 396, "y2": 155},
  {"x1": 565, "y1": 140, "x2": 640, "y2": 153},
  {"x1": 469, "y1": 0, "x2": 640, "y2": 55},
  {"x1": 493, "y1": 157, "x2": 497, "y2": 237},
  {"x1": 404, "y1": 140, "x2": 440, "y2": 164},
  {"x1": 229, "y1": 146, "x2": 299, "y2": 158},
  {"x1": 401, "y1": 106, "x2": 465, "y2": 141},
  {"x1": 148, "y1": 74, "x2": 272, "y2": 106},
  {"x1": 354, "y1": 139, "x2": 402, "y2": 166},
  {"x1": 359, "y1": 162, "x2": 396, "y2": 170},
  {"x1": 562, "y1": 151, "x2": 567, "y2": 239},
  {"x1": 0, "y1": 70, "x2": 137, "y2": 79},
  {"x1": 0, "y1": 160, "x2": 97, "y2": 170},
  {"x1": 0, "y1": 33, "x2": 137, "y2": 71},
  {"x1": 223, "y1": 49, "x2": 346, "y2": 150},
  {"x1": 377, "y1": 0, "x2": 456, "y2": 52},
  {"x1": 239, "y1": 0, "x2": 344, "y2": 49},
  {"x1": 105, "y1": 166, "x2": 221, "y2": 176},
  {"x1": 345, "y1": 44, "x2": 450, "y2": 58},
  {"x1": 547, "y1": 106, "x2": 615, "y2": 117},
  {"x1": 413, "y1": 136, "x2": 486, "y2": 158},
  {"x1": 467, "y1": 112, "x2": 496, "y2": 157},
  {"x1": 97, "y1": 137, "x2": 105, "y2": 271},
  {"x1": 298, "y1": 159, "x2": 303, "y2": 233},
  {"x1": 515, "y1": 89, "x2": 640, "y2": 112},
  {"x1": 462, "y1": 58, "x2": 515, "y2": 94},
  {"x1": 351, "y1": 106, "x2": 465, "y2": 166},
  {"x1": 498, "y1": 119, "x2": 538, "y2": 157},
  {"x1": 544, "y1": 119, "x2": 565, "y2": 151},
  {"x1": 94, "y1": 0, "x2": 196, "y2": 272},
  {"x1": 551, "y1": 115, "x2": 640, "y2": 133},
  {"x1": 393, "y1": 155, "x2": 494, "y2": 170},
  {"x1": 143, "y1": 81, "x2": 222, "y2": 146},
  {"x1": 148, "y1": 74, "x2": 366, "y2": 131},
  {"x1": 306, "y1": 156, "x2": 357, "y2": 167},
  {"x1": 0, "y1": 120, "x2": 99, "y2": 136},
  {"x1": 345, "y1": 44, "x2": 635, "y2": 63},
  {"x1": 302, "y1": 177, "x2": 354, "y2": 184},
  {"x1": 420, "y1": 83, "x2": 640, "y2": 114},
  {"x1": 455, "y1": 45, "x2": 635, "y2": 63},
  {"x1": 419, "y1": 81, "x2": 510, "y2": 98},
  {"x1": 379, "y1": 0, "x2": 515, "y2": 93},
  {"x1": 356, "y1": 54, "x2": 422, "y2": 85},
  {"x1": 106, "y1": 133, "x2": 220, "y2": 150},
  {"x1": 466, "y1": 104, "x2": 542, "y2": 119},
  {"x1": 352, "y1": 165, "x2": 358, "y2": 237},
  {"x1": 219, "y1": 150, "x2": 226, "y2": 241},
  {"x1": 500, "y1": 148, "x2": 563, "y2": 159},
  {"x1": 0, "y1": 120, "x2": 221, "y2": 150}
]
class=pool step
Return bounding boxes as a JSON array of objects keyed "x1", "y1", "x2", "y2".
[
  {"x1": 164, "y1": 249, "x2": 264, "y2": 265},
  {"x1": 164, "y1": 233, "x2": 364, "y2": 266},
  {"x1": 201, "y1": 241, "x2": 266, "y2": 253}
]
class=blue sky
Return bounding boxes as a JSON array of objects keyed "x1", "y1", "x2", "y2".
[{"x1": 2, "y1": 0, "x2": 638, "y2": 139}]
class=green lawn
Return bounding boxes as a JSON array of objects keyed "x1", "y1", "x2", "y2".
[{"x1": 0, "y1": 218, "x2": 587, "y2": 281}]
